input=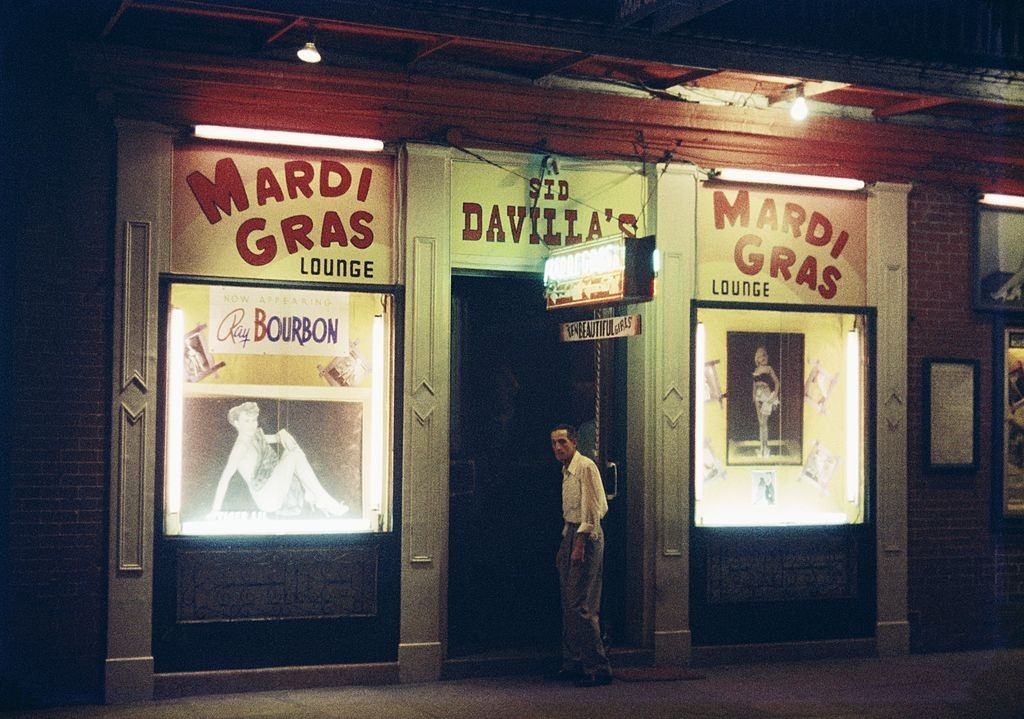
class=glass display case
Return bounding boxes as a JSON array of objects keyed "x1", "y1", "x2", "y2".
[
  {"x1": 694, "y1": 305, "x2": 869, "y2": 527},
  {"x1": 162, "y1": 281, "x2": 394, "y2": 536}
]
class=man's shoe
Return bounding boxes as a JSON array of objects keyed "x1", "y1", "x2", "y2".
[
  {"x1": 575, "y1": 673, "x2": 613, "y2": 687},
  {"x1": 550, "y1": 668, "x2": 584, "y2": 682}
]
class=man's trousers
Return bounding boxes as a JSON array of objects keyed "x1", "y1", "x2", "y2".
[{"x1": 556, "y1": 524, "x2": 611, "y2": 677}]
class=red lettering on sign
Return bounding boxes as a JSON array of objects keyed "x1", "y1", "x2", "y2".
[
  {"x1": 782, "y1": 202, "x2": 806, "y2": 238},
  {"x1": 281, "y1": 214, "x2": 314, "y2": 253},
  {"x1": 770, "y1": 245, "x2": 796, "y2": 280},
  {"x1": 350, "y1": 210, "x2": 374, "y2": 249},
  {"x1": 714, "y1": 190, "x2": 749, "y2": 229},
  {"x1": 320, "y1": 160, "x2": 352, "y2": 198},
  {"x1": 805, "y1": 211, "x2": 832, "y2": 247},
  {"x1": 284, "y1": 160, "x2": 315, "y2": 200},
  {"x1": 734, "y1": 234, "x2": 764, "y2": 275},
  {"x1": 756, "y1": 198, "x2": 778, "y2": 231},
  {"x1": 819, "y1": 265, "x2": 841, "y2": 299},
  {"x1": 255, "y1": 166, "x2": 284, "y2": 206},
  {"x1": 356, "y1": 167, "x2": 372, "y2": 202},
  {"x1": 320, "y1": 211, "x2": 349, "y2": 247},
  {"x1": 462, "y1": 203, "x2": 482, "y2": 241},
  {"x1": 236, "y1": 217, "x2": 276, "y2": 266},
  {"x1": 795, "y1": 255, "x2": 818, "y2": 290},
  {"x1": 487, "y1": 205, "x2": 506, "y2": 242},
  {"x1": 187, "y1": 157, "x2": 249, "y2": 224}
]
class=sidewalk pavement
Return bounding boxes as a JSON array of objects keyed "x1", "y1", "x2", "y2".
[{"x1": 5, "y1": 649, "x2": 1023, "y2": 719}]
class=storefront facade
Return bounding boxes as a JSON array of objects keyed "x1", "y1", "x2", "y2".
[
  {"x1": 98, "y1": 124, "x2": 912, "y2": 699},
  {"x1": 5, "y1": 1, "x2": 1024, "y2": 708}
]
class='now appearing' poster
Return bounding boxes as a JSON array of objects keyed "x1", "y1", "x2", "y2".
[{"x1": 207, "y1": 286, "x2": 350, "y2": 357}]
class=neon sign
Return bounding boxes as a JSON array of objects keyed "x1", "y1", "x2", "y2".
[{"x1": 543, "y1": 234, "x2": 656, "y2": 309}]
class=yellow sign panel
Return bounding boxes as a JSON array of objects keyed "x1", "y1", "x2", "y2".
[
  {"x1": 696, "y1": 184, "x2": 867, "y2": 305},
  {"x1": 450, "y1": 158, "x2": 647, "y2": 272},
  {"x1": 172, "y1": 142, "x2": 394, "y2": 284}
]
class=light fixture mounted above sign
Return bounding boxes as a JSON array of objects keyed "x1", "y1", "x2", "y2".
[
  {"x1": 543, "y1": 234, "x2": 657, "y2": 310},
  {"x1": 193, "y1": 125, "x2": 384, "y2": 152},
  {"x1": 711, "y1": 168, "x2": 865, "y2": 192}
]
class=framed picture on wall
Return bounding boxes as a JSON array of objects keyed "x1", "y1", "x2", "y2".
[
  {"x1": 1001, "y1": 329, "x2": 1024, "y2": 518},
  {"x1": 725, "y1": 331, "x2": 804, "y2": 465},
  {"x1": 974, "y1": 205, "x2": 1024, "y2": 313},
  {"x1": 923, "y1": 358, "x2": 979, "y2": 472}
]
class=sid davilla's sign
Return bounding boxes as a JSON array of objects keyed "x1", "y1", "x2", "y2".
[{"x1": 560, "y1": 314, "x2": 641, "y2": 342}]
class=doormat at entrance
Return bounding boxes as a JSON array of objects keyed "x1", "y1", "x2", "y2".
[{"x1": 613, "y1": 666, "x2": 706, "y2": 682}]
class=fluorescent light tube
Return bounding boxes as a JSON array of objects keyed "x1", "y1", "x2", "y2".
[
  {"x1": 194, "y1": 125, "x2": 384, "y2": 152},
  {"x1": 715, "y1": 168, "x2": 865, "y2": 192},
  {"x1": 980, "y1": 193, "x2": 1024, "y2": 209},
  {"x1": 845, "y1": 327, "x2": 861, "y2": 505},
  {"x1": 694, "y1": 321, "x2": 706, "y2": 503},
  {"x1": 166, "y1": 308, "x2": 185, "y2": 517}
]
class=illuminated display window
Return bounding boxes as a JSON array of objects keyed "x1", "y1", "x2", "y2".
[
  {"x1": 694, "y1": 306, "x2": 868, "y2": 527},
  {"x1": 163, "y1": 282, "x2": 394, "y2": 536}
]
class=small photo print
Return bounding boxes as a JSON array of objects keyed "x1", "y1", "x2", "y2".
[
  {"x1": 799, "y1": 440, "x2": 839, "y2": 493},
  {"x1": 318, "y1": 341, "x2": 370, "y2": 387},
  {"x1": 702, "y1": 438, "x2": 726, "y2": 483},
  {"x1": 752, "y1": 470, "x2": 777, "y2": 506},
  {"x1": 703, "y1": 359, "x2": 724, "y2": 406},
  {"x1": 183, "y1": 325, "x2": 226, "y2": 383},
  {"x1": 804, "y1": 359, "x2": 838, "y2": 416}
]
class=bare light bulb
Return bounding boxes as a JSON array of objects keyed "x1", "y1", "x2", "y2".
[
  {"x1": 790, "y1": 93, "x2": 809, "y2": 122},
  {"x1": 297, "y1": 41, "x2": 321, "y2": 64}
]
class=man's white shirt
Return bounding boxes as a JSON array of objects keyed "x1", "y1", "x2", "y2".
[{"x1": 561, "y1": 450, "x2": 608, "y2": 538}]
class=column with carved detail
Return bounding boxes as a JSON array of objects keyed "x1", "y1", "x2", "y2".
[
  {"x1": 398, "y1": 144, "x2": 452, "y2": 681},
  {"x1": 867, "y1": 182, "x2": 911, "y2": 656},
  {"x1": 650, "y1": 164, "x2": 699, "y2": 663},
  {"x1": 105, "y1": 121, "x2": 172, "y2": 702}
]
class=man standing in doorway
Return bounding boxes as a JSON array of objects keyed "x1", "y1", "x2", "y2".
[{"x1": 551, "y1": 424, "x2": 612, "y2": 687}]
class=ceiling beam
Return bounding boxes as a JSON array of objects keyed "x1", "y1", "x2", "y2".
[
  {"x1": 766, "y1": 80, "x2": 851, "y2": 105},
  {"x1": 264, "y1": 16, "x2": 305, "y2": 46},
  {"x1": 114, "y1": 1, "x2": 1024, "y2": 107},
  {"x1": 408, "y1": 37, "x2": 455, "y2": 67},
  {"x1": 72, "y1": 43, "x2": 1024, "y2": 194},
  {"x1": 645, "y1": 68, "x2": 720, "y2": 90},
  {"x1": 220, "y1": 1, "x2": 1022, "y2": 107},
  {"x1": 531, "y1": 52, "x2": 593, "y2": 81},
  {"x1": 873, "y1": 96, "x2": 954, "y2": 119},
  {"x1": 101, "y1": 0, "x2": 132, "y2": 38}
]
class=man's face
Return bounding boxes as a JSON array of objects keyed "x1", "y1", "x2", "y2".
[{"x1": 551, "y1": 429, "x2": 577, "y2": 465}]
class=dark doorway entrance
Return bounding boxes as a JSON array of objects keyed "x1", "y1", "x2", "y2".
[{"x1": 447, "y1": 273, "x2": 628, "y2": 657}]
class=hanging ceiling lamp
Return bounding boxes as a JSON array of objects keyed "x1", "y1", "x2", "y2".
[{"x1": 297, "y1": 40, "x2": 321, "y2": 63}]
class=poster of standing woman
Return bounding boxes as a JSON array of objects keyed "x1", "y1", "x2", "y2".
[{"x1": 726, "y1": 331, "x2": 804, "y2": 466}]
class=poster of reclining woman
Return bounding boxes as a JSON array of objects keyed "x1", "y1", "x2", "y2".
[
  {"x1": 726, "y1": 331, "x2": 804, "y2": 466},
  {"x1": 175, "y1": 393, "x2": 365, "y2": 534}
]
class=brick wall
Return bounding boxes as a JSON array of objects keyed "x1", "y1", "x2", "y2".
[
  {"x1": 2, "y1": 16, "x2": 114, "y2": 706},
  {"x1": 906, "y1": 183, "x2": 1024, "y2": 651}
]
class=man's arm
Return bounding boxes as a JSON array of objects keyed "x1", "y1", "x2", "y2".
[{"x1": 572, "y1": 460, "x2": 606, "y2": 564}]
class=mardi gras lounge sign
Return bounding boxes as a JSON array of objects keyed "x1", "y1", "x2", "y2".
[
  {"x1": 172, "y1": 143, "x2": 394, "y2": 283},
  {"x1": 696, "y1": 184, "x2": 867, "y2": 305}
]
